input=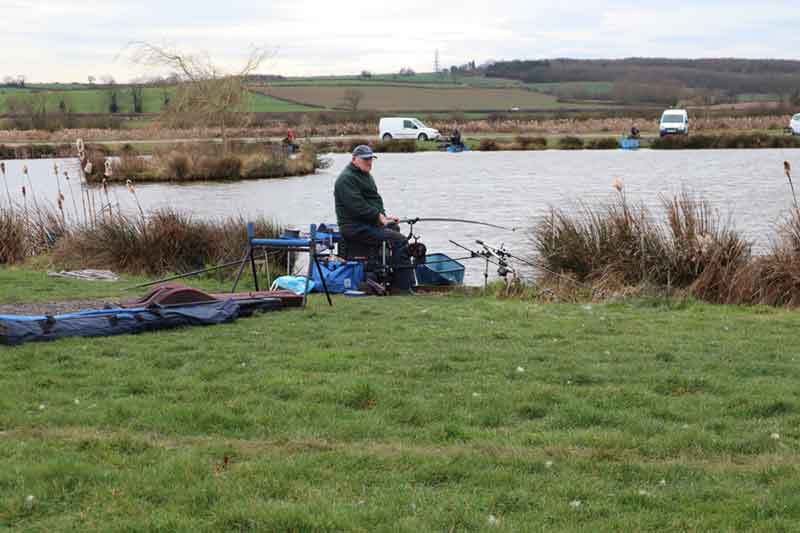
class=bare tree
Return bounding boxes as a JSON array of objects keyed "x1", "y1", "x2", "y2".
[
  {"x1": 130, "y1": 42, "x2": 270, "y2": 155},
  {"x1": 340, "y1": 88, "x2": 364, "y2": 112},
  {"x1": 101, "y1": 74, "x2": 116, "y2": 85},
  {"x1": 87, "y1": 75, "x2": 95, "y2": 85}
]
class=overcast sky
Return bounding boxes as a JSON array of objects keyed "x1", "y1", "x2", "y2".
[{"x1": 3, "y1": 0, "x2": 800, "y2": 83}]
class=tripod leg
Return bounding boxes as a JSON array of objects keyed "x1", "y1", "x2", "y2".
[{"x1": 231, "y1": 246, "x2": 251, "y2": 293}]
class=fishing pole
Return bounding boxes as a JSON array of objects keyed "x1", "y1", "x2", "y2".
[
  {"x1": 478, "y1": 241, "x2": 593, "y2": 290},
  {"x1": 121, "y1": 259, "x2": 248, "y2": 291},
  {"x1": 400, "y1": 217, "x2": 519, "y2": 232}
]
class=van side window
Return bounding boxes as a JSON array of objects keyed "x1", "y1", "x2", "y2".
[{"x1": 403, "y1": 120, "x2": 417, "y2": 129}]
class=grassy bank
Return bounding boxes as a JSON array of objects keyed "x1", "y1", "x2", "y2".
[{"x1": 1, "y1": 266, "x2": 800, "y2": 530}]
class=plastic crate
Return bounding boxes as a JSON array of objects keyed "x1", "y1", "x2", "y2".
[{"x1": 415, "y1": 253, "x2": 465, "y2": 286}]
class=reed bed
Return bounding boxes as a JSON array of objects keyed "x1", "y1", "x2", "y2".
[
  {"x1": 97, "y1": 144, "x2": 318, "y2": 183},
  {"x1": 531, "y1": 187, "x2": 753, "y2": 299},
  {"x1": 53, "y1": 209, "x2": 285, "y2": 276}
]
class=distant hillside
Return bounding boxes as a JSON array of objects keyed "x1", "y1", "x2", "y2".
[{"x1": 485, "y1": 58, "x2": 800, "y2": 104}]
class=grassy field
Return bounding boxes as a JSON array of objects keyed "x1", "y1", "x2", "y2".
[
  {"x1": 262, "y1": 85, "x2": 601, "y2": 112},
  {"x1": 2, "y1": 266, "x2": 800, "y2": 530},
  {"x1": 0, "y1": 87, "x2": 315, "y2": 114}
]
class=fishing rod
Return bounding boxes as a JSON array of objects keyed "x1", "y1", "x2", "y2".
[
  {"x1": 121, "y1": 259, "x2": 248, "y2": 291},
  {"x1": 449, "y1": 239, "x2": 519, "y2": 291},
  {"x1": 478, "y1": 241, "x2": 593, "y2": 290},
  {"x1": 400, "y1": 217, "x2": 519, "y2": 232}
]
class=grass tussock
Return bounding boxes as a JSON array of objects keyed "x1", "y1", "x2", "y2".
[
  {"x1": 532, "y1": 190, "x2": 751, "y2": 299},
  {"x1": 52, "y1": 209, "x2": 285, "y2": 276},
  {"x1": 0, "y1": 205, "x2": 69, "y2": 264},
  {"x1": 724, "y1": 208, "x2": 800, "y2": 306},
  {"x1": 0, "y1": 207, "x2": 28, "y2": 263}
]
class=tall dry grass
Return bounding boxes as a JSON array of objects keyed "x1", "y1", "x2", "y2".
[
  {"x1": 52, "y1": 209, "x2": 285, "y2": 276},
  {"x1": 532, "y1": 189, "x2": 751, "y2": 296},
  {"x1": 0, "y1": 204, "x2": 70, "y2": 264},
  {"x1": 723, "y1": 208, "x2": 800, "y2": 306}
]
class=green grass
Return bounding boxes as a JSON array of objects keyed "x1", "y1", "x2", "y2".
[
  {"x1": 0, "y1": 87, "x2": 315, "y2": 114},
  {"x1": 2, "y1": 266, "x2": 800, "y2": 530}
]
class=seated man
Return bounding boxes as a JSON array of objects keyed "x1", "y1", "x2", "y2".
[
  {"x1": 450, "y1": 128, "x2": 463, "y2": 148},
  {"x1": 629, "y1": 125, "x2": 641, "y2": 139},
  {"x1": 334, "y1": 145, "x2": 415, "y2": 294}
]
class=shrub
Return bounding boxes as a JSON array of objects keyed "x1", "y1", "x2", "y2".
[
  {"x1": 374, "y1": 140, "x2": 417, "y2": 153},
  {"x1": 163, "y1": 152, "x2": 189, "y2": 179},
  {"x1": 558, "y1": 136, "x2": 584, "y2": 150},
  {"x1": 188, "y1": 156, "x2": 242, "y2": 180},
  {"x1": 478, "y1": 138, "x2": 499, "y2": 151},
  {"x1": 514, "y1": 136, "x2": 547, "y2": 150},
  {"x1": 585, "y1": 137, "x2": 619, "y2": 150}
]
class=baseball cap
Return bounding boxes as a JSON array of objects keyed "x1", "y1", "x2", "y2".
[{"x1": 352, "y1": 145, "x2": 378, "y2": 160}]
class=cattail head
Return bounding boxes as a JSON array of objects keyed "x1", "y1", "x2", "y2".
[
  {"x1": 84, "y1": 161, "x2": 93, "y2": 174},
  {"x1": 21, "y1": 185, "x2": 26, "y2": 197},
  {"x1": 57, "y1": 196, "x2": 64, "y2": 211},
  {"x1": 76, "y1": 138, "x2": 84, "y2": 152},
  {"x1": 104, "y1": 159, "x2": 113, "y2": 178},
  {"x1": 59, "y1": 192, "x2": 65, "y2": 202},
  {"x1": 126, "y1": 179, "x2": 135, "y2": 194},
  {"x1": 22, "y1": 165, "x2": 28, "y2": 175},
  {"x1": 612, "y1": 177, "x2": 624, "y2": 192},
  {"x1": 53, "y1": 162, "x2": 59, "y2": 175},
  {"x1": 102, "y1": 178, "x2": 108, "y2": 194},
  {"x1": 785, "y1": 161, "x2": 792, "y2": 178},
  {"x1": 0, "y1": 162, "x2": 5, "y2": 174},
  {"x1": 64, "y1": 171, "x2": 69, "y2": 180}
]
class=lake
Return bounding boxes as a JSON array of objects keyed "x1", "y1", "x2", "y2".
[{"x1": 3, "y1": 149, "x2": 799, "y2": 283}]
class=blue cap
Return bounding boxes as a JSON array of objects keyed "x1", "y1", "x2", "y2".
[{"x1": 352, "y1": 145, "x2": 377, "y2": 159}]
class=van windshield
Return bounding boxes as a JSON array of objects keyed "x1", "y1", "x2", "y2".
[
  {"x1": 662, "y1": 115, "x2": 685, "y2": 123},
  {"x1": 412, "y1": 119, "x2": 426, "y2": 128}
]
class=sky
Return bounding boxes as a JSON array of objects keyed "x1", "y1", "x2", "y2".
[{"x1": 2, "y1": 0, "x2": 800, "y2": 83}]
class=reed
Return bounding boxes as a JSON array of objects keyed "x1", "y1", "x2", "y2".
[
  {"x1": 0, "y1": 207, "x2": 27, "y2": 263},
  {"x1": 531, "y1": 186, "x2": 750, "y2": 294},
  {"x1": 53, "y1": 208, "x2": 286, "y2": 276}
]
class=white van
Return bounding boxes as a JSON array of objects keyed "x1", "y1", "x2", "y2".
[
  {"x1": 790, "y1": 113, "x2": 800, "y2": 135},
  {"x1": 659, "y1": 109, "x2": 689, "y2": 137},
  {"x1": 379, "y1": 117, "x2": 440, "y2": 141}
]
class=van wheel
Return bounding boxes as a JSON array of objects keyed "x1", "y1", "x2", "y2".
[
  {"x1": 418, "y1": 133, "x2": 428, "y2": 141},
  {"x1": 382, "y1": 133, "x2": 392, "y2": 141}
]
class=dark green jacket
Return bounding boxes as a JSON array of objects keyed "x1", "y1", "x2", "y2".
[{"x1": 334, "y1": 162, "x2": 385, "y2": 226}]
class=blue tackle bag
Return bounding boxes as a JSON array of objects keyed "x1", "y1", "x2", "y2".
[{"x1": 310, "y1": 260, "x2": 364, "y2": 294}]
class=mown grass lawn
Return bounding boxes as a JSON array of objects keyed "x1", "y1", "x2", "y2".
[{"x1": 1, "y1": 268, "x2": 800, "y2": 531}]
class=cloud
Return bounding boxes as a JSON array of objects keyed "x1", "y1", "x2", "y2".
[{"x1": 2, "y1": 0, "x2": 800, "y2": 81}]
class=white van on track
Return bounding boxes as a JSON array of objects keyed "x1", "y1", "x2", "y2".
[
  {"x1": 790, "y1": 113, "x2": 800, "y2": 135},
  {"x1": 659, "y1": 109, "x2": 689, "y2": 137},
  {"x1": 379, "y1": 117, "x2": 440, "y2": 141}
]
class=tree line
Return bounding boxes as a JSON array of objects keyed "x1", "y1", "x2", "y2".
[{"x1": 486, "y1": 58, "x2": 800, "y2": 99}]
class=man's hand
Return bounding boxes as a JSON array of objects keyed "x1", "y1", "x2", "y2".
[{"x1": 378, "y1": 214, "x2": 400, "y2": 226}]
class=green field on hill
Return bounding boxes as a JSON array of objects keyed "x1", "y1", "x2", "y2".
[{"x1": 0, "y1": 87, "x2": 316, "y2": 114}]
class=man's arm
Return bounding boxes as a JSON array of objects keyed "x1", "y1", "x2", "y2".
[{"x1": 336, "y1": 177, "x2": 382, "y2": 223}]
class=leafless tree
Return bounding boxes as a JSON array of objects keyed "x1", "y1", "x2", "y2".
[
  {"x1": 87, "y1": 75, "x2": 96, "y2": 85},
  {"x1": 101, "y1": 74, "x2": 116, "y2": 85},
  {"x1": 130, "y1": 42, "x2": 270, "y2": 155},
  {"x1": 340, "y1": 88, "x2": 365, "y2": 112}
]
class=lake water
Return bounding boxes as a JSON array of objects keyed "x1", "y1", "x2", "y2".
[{"x1": 3, "y1": 149, "x2": 800, "y2": 284}]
